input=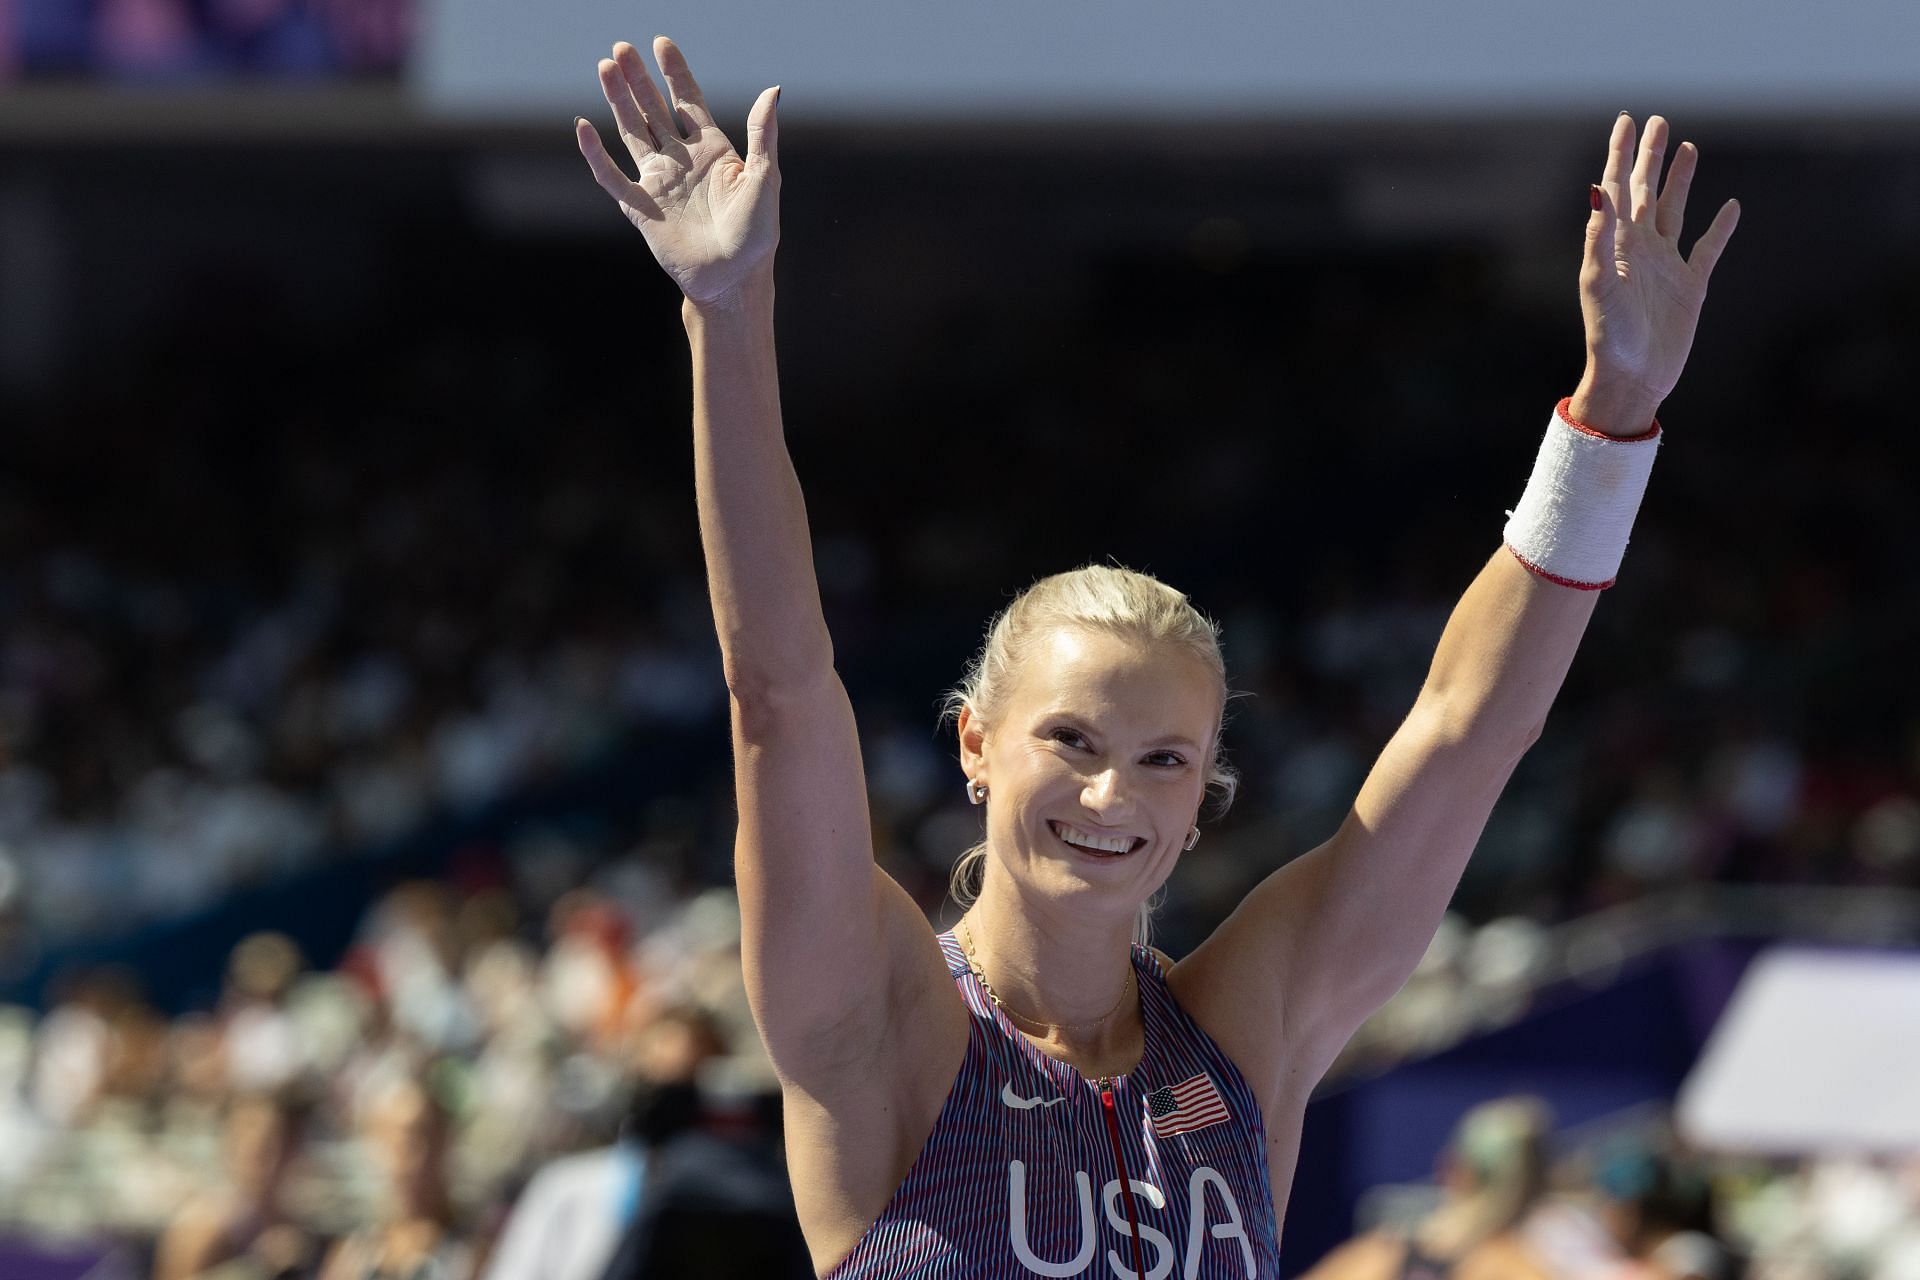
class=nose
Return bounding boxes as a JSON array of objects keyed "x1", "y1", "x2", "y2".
[{"x1": 1080, "y1": 768, "x2": 1135, "y2": 820}]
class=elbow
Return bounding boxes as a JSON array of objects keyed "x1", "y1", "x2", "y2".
[
  {"x1": 1413, "y1": 693, "x2": 1546, "y2": 766},
  {"x1": 724, "y1": 659, "x2": 842, "y2": 741},
  {"x1": 719, "y1": 625, "x2": 833, "y2": 701}
]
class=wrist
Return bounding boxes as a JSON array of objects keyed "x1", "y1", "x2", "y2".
[
  {"x1": 682, "y1": 267, "x2": 776, "y2": 326},
  {"x1": 1570, "y1": 363, "x2": 1662, "y2": 438},
  {"x1": 1503, "y1": 399, "x2": 1662, "y2": 591}
]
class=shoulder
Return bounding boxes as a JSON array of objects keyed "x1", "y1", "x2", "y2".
[
  {"x1": 1458, "y1": 1237, "x2": 1554, "y2": 1280},
  {"x1": 1297, "y1": 1231, "x2": 1402, "y2": 1280}
]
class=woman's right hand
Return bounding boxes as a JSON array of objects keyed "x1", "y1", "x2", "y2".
[{"x1": 576, "y1": 37, "x2": 781, "y2": 304}]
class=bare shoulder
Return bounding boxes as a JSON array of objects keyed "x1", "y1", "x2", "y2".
[
  {"x1": 1164, "y1": 855, "x2": 1347, "y2": 1109},
  {"x1": 1296, "y1": 1232, "x2": 1401, "y2": 1280},
  {"x1": 775, "y1": 874, "x2": 971, "y2": 1275},
  {"x1": 1164, "y1": 923, "x2": 1292, "y2": 1105},
  {"x1": 1459, "y1": 1237, "x2": 1554, "y2": 1280}
]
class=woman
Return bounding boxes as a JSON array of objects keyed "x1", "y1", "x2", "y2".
[
  {"x1": 574, "y1": 37, "x2": 1738, "y2": 1278},
  {"x1": 151, "y1": 1091, "x2": 317, "y2": 1280},
  {"x1": 1300, "y1": 1098, "x2": 1557, "y2": 1280},
  {"x1": 318, "y1": 1077, "x2": 476, "y2": 1280}
]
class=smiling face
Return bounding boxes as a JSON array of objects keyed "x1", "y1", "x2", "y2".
[{"x1": 960, "y1": 626, "x2": 1221, "y2": 915}]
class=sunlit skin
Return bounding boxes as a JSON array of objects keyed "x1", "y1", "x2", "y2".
[{"x1": 957, "y1": 628, "x2": 1220, "y2": 1070}]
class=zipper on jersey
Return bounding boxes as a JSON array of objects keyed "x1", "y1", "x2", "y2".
[{"x1": 1098, "y1": 1076, "x2": 1149, "y2": 1280}]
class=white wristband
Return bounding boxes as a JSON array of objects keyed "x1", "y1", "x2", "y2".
[{"x1": 1502, "y1": 397, "x2": 1661, "y2": 590}]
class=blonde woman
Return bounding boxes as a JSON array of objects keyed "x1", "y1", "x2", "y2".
[
  {"x1": 575, "y1": 38, "x2": 1738, "y2": 1279},
  {"x1": 1300, "y1": 1098, "x2": 1557, "y2": 1280}
]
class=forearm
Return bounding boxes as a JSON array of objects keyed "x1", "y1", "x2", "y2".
[
  {"x1": 1416, "y1": 547, "x2": 1600, "y2": 758},
  {"x1": 682, "y1": 269, "x2": 834, "y2": 699}
]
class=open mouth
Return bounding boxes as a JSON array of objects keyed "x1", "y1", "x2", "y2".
[{"x1": 1048, "y1": 820, "x2": 1146, "y2": 858}]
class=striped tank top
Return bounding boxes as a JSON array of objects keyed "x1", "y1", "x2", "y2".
[{"x1": 823, "y1": 929, "x2": 1282, "y2": 1279}]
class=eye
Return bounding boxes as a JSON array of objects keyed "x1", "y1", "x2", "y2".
[
  {"x1": 1145, "y1": 751, "x2": 1188, "y2": 768},
  {"x1": 1050, "y1": 728, "x2": 1090, "y2": 749}
]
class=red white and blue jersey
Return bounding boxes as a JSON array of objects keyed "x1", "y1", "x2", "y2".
[{"x1": 823, "y1": 930, "x2": 1283, "y2": 1279}]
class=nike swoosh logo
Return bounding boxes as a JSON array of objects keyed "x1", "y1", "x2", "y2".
[{"x1": 1001, "y1": 1082, "x2": 1068, "y2": 1110}]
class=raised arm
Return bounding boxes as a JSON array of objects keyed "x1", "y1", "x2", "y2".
[
  {"x1": 1182, "y1": 114, "x2": 1740, "y2": 1092},
  {"x1": 576, "y1": 39, "x2": 923, "y2": 1074}
]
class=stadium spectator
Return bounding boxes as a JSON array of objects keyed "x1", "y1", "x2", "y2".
[
  {"x1": 318, "y1": 1076, "x2": 475, "y2": 1280},
  {"x1": 478, "y1": 1005, "x2": 728, "y2": 1280},
  {"x1": 150, "y1": 1090, "x2": 316, "y2": 1280},
  {"x1": 1302, "y1": 1097, "x2": 1557, "y2": 1280}
]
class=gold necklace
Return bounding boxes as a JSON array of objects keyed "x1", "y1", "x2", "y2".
[{"x1": 958, "y1": 919, "x2": 1133, "y2": 1033}]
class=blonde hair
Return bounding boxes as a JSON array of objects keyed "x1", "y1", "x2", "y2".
[
  {"x1": 941, "y1": 564, "x2": 1239, "y2": 947},
  {"x1": 1448, "y1": 1096, "x2": 1554, "y2": 1239}
]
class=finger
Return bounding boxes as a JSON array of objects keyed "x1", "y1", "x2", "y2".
[
  {"x1": 1581, "y1": 181, "x2": 1619, "y2": 296},
  {"x1": 575, "y1": 118, "x2": 662, "y2": 219},
  {"x1": 613, "y1": 41, "x2": 676, "y2": 143},
  {"x1": 597, "y1": 58, "x2": 656, "y2": 154},
  {"x1": 1685, "y1": 197, "x2": 1740, "y2": 281},
  {"x1": 745, "y1": 85, "x2": 780, "y2": 173},
  {"x1": 1655, "y1": 140, "x2": 1698, "y2": 240},
  {"x1": 653, "y1": 35, "x2": 716, "y2": 135},
  {"x1": 1629, "y1": 115, "x2": 1668, "y2": 222},
  {"x1": 1601, "y1": 113, "x2": 1636, "y2": 219}
]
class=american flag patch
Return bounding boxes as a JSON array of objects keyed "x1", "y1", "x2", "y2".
[{"x1": 1146, "y1": 1073, "x2": 1230, "y2": 1138}]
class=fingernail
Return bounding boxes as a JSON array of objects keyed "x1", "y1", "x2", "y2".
[
  {"x1": 1618, "y1": 109, "x2": 1630, "y2": 116},
  {"x1": 772, "y1": 85, "x2": 782, "y2": 103},
  {"x1": 1589, "y1": 184, "x2": 1602, "y2": 211},
  {"x1": 574, "y1": 116, "x2": 586, "y2": 127}
]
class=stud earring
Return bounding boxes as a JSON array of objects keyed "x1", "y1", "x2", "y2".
[
  {"x1": 1184, "y1": 826, "x2": 1201, "y2": 851},
  {"x1": 967, "y1": 780, "x2": 988, "y2": 805}
]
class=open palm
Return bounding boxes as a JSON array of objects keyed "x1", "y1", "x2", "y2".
[
  {"x1": 1580, "y1": 114, "x2": 1740, "y2": 405},
  {"x1": 576, "y1": 37, "x2": 781, "y2": 304}
]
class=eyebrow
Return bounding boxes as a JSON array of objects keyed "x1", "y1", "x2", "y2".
[
  {"x1": 1145, "y1": 735, "x2": 1205, "y2": 751},
  {"x1": 1039, "y1": 712, "x2": 1203, "y2": 751}
]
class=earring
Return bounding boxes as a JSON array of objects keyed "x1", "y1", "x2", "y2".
[
  {"x1": 1184, "y1": 826, "x2": 1200, "y2": 851},
  {"x1": 967, "y1": 780, "x2": 988, "y2": 805}
]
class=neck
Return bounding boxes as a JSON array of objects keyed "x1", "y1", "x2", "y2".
[{"x1": 960, "y1": 876, "x2": 1139, "y2": 1051}]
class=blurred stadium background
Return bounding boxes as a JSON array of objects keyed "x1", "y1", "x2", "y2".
[{"x1": 3, "y1": 1, "x2": 1920, "y2": 1277}]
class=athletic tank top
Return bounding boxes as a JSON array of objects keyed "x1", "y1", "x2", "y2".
[{"x1": 823, "y1": 930, "x2": 1283, "y2": 1279}]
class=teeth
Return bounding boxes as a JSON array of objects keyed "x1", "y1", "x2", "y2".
[{"x1": 1053, "y1": 822, "x2": 1136, "y2": 854}]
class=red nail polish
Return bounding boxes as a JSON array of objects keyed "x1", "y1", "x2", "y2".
[{"x1": 1589, "y1": 184, "x2": 1603, "y2": 212}]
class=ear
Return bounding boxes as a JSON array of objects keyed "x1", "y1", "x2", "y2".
[{"x1": 956, "y1": 701, "x2": 988, "y2": 780}]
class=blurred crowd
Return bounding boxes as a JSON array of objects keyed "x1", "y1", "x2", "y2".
[
  {"x1": 1309, "y1": 1097, "x2": 1920, "y2": 1280},
  {"x1": 3, "y1": 236, "x2": 1919, "y2": 986},
  {"x1": 0, "y1": 870, "x2": 795, "y2": 1278},
  {"x1": 1, "y1": 131, "x2": 1918, "y2": 1274},
  {"x1": 9, "y1": 896, "x2": 1919, "y2": 1280},
  {"x1": 1, "y1": 0, "x2": 412, "y2": 80},
  {"x1": 0, "y1": 328, "x2": 730, "y2": 976}
]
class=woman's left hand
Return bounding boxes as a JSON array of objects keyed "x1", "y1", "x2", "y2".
[{"x1": 1575, "y1": 114, "x2": 1740, "y2": 433}]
